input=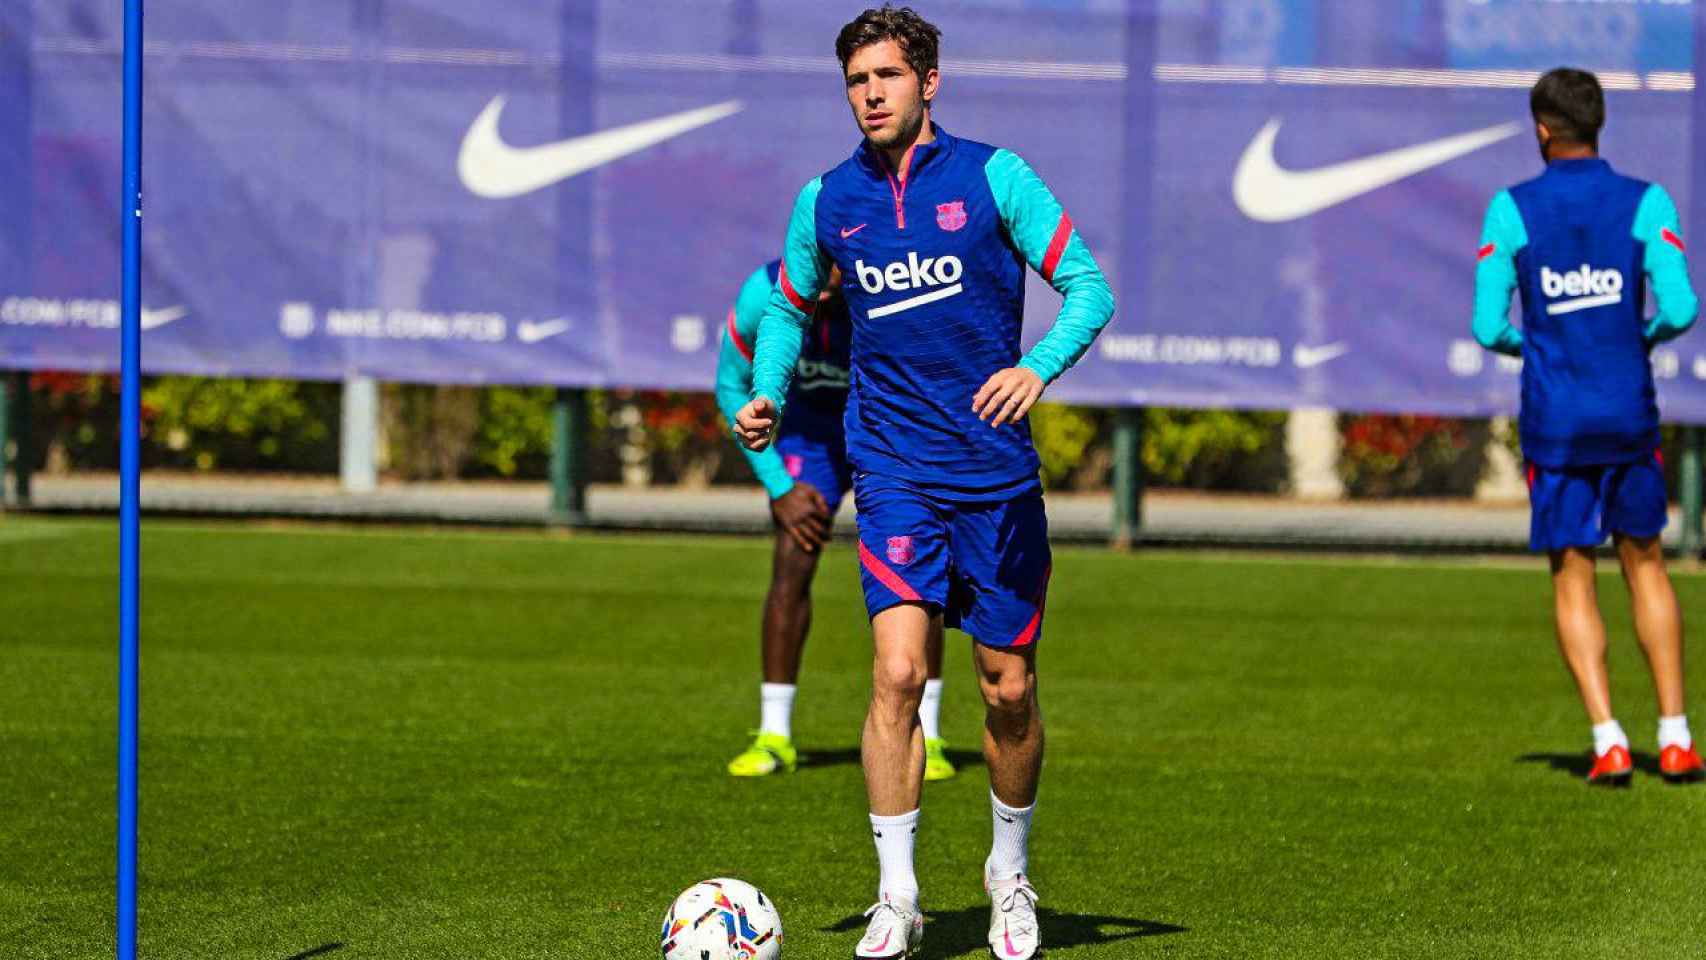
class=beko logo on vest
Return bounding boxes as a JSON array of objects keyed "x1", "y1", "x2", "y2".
[
  {"x1": 854, "y1": 253, "x2": 965, "y2": 318},
  {"x1": 1541, "y1": 265, "x2": 1624, "y2": 316}
]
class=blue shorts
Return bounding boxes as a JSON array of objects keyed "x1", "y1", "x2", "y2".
[
  {"x1": 853, "y1": 473, "x2": 1052, "y2": 649},
  {"x1": 1527, "y1": 451, "x2": 1668, "y2": 553},
  {"x1": 775, "y1": 408, "x2": 852, "y2": 513}
]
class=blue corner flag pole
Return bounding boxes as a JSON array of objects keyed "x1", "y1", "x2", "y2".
[{"x1": 118, "y1": 1, "x2": 144, "y2": 958}]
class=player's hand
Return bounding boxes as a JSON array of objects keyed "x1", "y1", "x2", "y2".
[
  {"x1": 771, "y1": 483, "x2": 832, "y2": 553},
  {"x1": 735, "y1": 397, "x2": 779, "y2": 451},
  {"x1": 972, "y1": 367, "x2": 1045, "y2": 427}
]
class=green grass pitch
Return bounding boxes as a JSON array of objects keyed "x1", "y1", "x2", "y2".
[{"x1": 3, "y1": 515, "x2": 1705, "y2": 959}]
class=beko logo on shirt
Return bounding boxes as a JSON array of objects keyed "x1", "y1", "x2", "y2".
[
  {"x1": 796, "y1": 357, "x2": 850, "y2": 390},
  {"x1": 1541, "y1": 265, "x2": 1625, "y2": 315},
  {"x1": 854, "y1": 253, "x2": 965, "y2": 318}
]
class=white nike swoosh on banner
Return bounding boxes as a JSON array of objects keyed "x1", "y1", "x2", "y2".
[
  {"x1": 459, "y1": 97, "x2": 744, "y2": 199},
  {"x1": 517, "y1": 318, "x2": 571, "y2": 344},
  {"x1": 141, "y1": 305, "x2": 187, "y2": 331},
  {"x1": 1293, "y1": 341, "x2": 1350, "y2": 369},
  {"x1": 1233, "y1": 119, "x2": 1522, "y2": 223}
]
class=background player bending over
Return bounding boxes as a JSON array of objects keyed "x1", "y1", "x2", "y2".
[
  {"x1": 715, "y1": 260, "x2": 956, "y2": 782},
  {"x1": 1473, "y1": 67, "x2": 1703, "y2": 786}
]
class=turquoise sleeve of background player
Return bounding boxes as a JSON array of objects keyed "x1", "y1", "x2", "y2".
[
  {"x1": 751, "y1": 178, "x2": 828, "y2": 411},
  {"x1": 716, "y1": 266, "x2": 795, "y2": 499},
  {"x1": 984, "y1": 149, "x2": 1116, "y2": 384},
  {"x1": 1472, "y1": 190, "x2": 1526, "y2": 357},
  {"x1": 1632, "y1": 184, "x2": 1700, "y2": 346}
]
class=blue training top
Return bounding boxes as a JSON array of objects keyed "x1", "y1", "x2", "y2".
[
  {"x1": 1474, "y1": 157, "x2": 1699, "y2": 467},
  {"x1": 750, "y1": 126, "x2": 1115, "y2": 498},
  {"x1": 714, "y1": 260, "x2": 851, "y2": 498}
]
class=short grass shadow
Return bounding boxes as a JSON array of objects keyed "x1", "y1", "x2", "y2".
[
  {"x1": 798, "y1": 747, "x2": 860, "y2": 769},
  {"x1": 800, "y1": 747, "x2": 984, "y2": 771},
  {"x1": 1516, "y1": 751, "x2": 1660, "y2": 778},
  {"x1": 825, "y1": 906, "x2": 1185, "y2": 957},
  {"x1": 283, "y1": 944, "x2": 344, "y2": 960}
]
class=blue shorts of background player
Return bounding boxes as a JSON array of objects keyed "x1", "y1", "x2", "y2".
[
  {"x1": 853, "y1": 473, "x2": 1052, "y2": 649},
  {"x1": 774, "y1": 408, "x2": 853, "y2": 513},
  {"x1": 1528, "y1": 450, "x2": 1668, "y2": 553}
]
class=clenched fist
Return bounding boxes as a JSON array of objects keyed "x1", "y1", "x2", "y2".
[{"x1": 734, "y1": 396, "x2": 780, "y2": 451}]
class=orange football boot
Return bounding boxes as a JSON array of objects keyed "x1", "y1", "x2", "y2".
[
  {"x1": 1586, "y1": 744, "x2": 1633, "y2": 786},
  {"x1": 1659, "y1": 744, "x2": 1705, "y2": 784}
]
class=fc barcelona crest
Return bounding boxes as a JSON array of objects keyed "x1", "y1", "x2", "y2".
[
  {"x1": 887, "y1": 536, "x2": 916, "y2": 566},
  {"x1": 936, "y1": 200, "x2": 967, "y2": 232}
]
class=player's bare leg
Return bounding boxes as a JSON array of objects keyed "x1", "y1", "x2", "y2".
[
  {"x1": 1552, "y1": 547, "x2": 1631, "y2": 783},
  {"x1": 728, "y1": 530, "x2": 822, "y2": 777},
  {"x1": 1616, "y1": 534, "x2": 1702, "y2": 779},
  {"x1": 1616, "y1": 534, "x2": 1686, "y2": 714},
  {"x1": 976, "y1": 643, "x2": 1042, "y2": 806},
  {"x1": 762, "y1": 530, "x2": 821, "y2": 685},
  {"x1": 856, "y1": 603, "x2": 931, "y2": 958},
  {"x1": 865, "y1": 604, "x2": 931, "y2": 817},
  {"x1": 1551, "y1": 547, "x2": 1614, "y2": 723},
  {"x1": 924, "y1": 616, "x2": 945, "y2": 693},
  {"x1": 975, "y1": 641, "x2": 1042, "y2": 958}
]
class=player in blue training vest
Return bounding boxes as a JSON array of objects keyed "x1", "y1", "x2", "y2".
[
  {"x1": 732, "y1": 8, "x2": 1114, "y2": 959},
  {"x1": 714, "y1": 260, "x2": 956, "y2": 784},
  {"x1": 1474, "y1": 67, "x2": 1703, "y2": 786}
]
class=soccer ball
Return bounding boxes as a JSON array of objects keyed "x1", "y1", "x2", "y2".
[{"x1": 659, "y1": 877, "x2": 783, "y2": 960}]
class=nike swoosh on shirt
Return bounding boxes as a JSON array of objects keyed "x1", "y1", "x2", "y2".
[
  {"x1": 141, "y1": 305, "x2": 187, "y2": 331},
  {"x1": 459, "y1": 97, "x2": 745, "y2": 199},
  {"x1": 1233, "y1": 119, "x2": 1522, "y2": 223},
  {"x1": 1293, "y1": 341, "x2": 1350, "y2": 369},
  {"x1": 841, "y1": 224, "x2": 868, "y2": 239}
]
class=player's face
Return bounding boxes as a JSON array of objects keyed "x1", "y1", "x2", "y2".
[{"x1": 843, "y1": 39, "x2": 939, "y2": 151}]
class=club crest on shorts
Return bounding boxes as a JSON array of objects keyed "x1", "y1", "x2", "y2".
[
  {"x1": 783, "y1": 454, "x2": 804, "y2": 479},
  {"x1": 935, "y1": 200, "x2": 967, "y2": 232},
  {"x1": 886, "y1": 535, "x2": 916, "y2": 566}
]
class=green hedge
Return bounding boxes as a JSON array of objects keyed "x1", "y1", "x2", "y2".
[{"x1": 12, "y1": 374, "x2": 1296, "y2": 492}]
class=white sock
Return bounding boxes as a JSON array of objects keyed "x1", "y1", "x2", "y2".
[
  {"x1": 869, "y1": 809, "x2": 920, "y2": 905},
  {"x1": 989, "y1": 791, "x2": 1034, "y2": 880},
  {"x1": 759, "y1": 683, "x2": 796, "y2": 740},
  {"x1": 918, "y1": 679, "x2": 944, "y2": 742},
  {"x1": 1592, "y1": 719, "x2": 1629, "y2": 757},
  {"x1": 1659, "y1": 714, "x2": 1693, "y2": 751}
]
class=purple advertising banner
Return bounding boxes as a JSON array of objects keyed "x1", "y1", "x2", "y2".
[{"x1": 2, "y1": 0, "x2": 1703, "y2": 419}]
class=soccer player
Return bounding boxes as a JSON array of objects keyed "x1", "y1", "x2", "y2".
[
  {"x1": 1473, "y1": 67, "x2": 1704, "y2": 786},
  {"x1": 732, "y1": 7, "x2": 1115, "y2": 957},
  {"x1": 715, "y1": 259, "x2": 956, "y2": 783}
]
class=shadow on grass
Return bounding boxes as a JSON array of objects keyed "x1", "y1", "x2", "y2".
[
  {"x1": 1516, "y1": 751, "x2": 1662, "y2": 778},
  {"x1": 800, "y1": 747, "x2": 985, "y2": 771},
  {"x1": 825, "y1": 907, "x2": 1185, "y2": 957},
  {"x1": 283, "y1": 944, "x2": 344, "y2": 960}
]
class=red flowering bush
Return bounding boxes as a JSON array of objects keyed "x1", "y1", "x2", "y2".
[{"x1": 1339, "y1": 414, "x2": 1479, "y2": 498}]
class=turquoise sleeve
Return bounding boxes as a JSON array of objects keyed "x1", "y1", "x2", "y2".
[
  {"x1": 752, "y1": 178, "x2": 827, "y2": 411},
  {"x1": 716, "y1": 266, "x2": 795, "y2": 499},
  {"x1": 1633, "y1": 184, "x2": 1699, "y2": 346},
  {"x1": 984, "y1": 149, "x2": 1116, "y2": 384},
  {"x1": 1472, "y1": 191, "x2": 1526, "y2": 357}
]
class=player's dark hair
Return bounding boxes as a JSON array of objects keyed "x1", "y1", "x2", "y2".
[
  {"x1": 835, "y1": 5, "x2": 941, "y2": 85},
  {"x1": 1530, "y1": 68, "x2": 1604, "y2": 149}
]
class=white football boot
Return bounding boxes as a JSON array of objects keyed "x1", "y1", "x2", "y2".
[
  {"x1": 854, "y1": 892, "x2": 923, "y2": 959},
  {"x1": 984, "y1": 858, "x2": 1041, "y2": 959}
]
